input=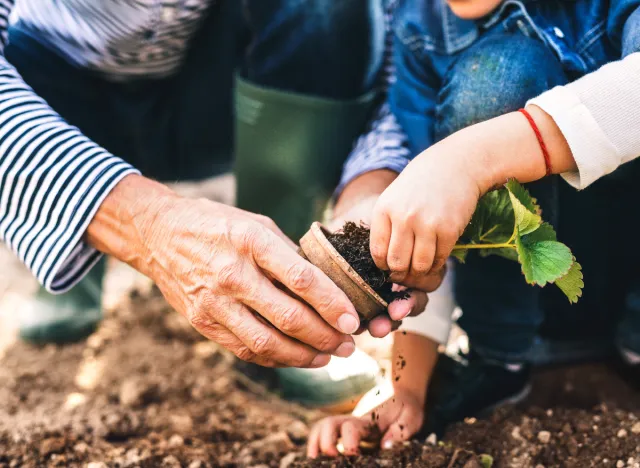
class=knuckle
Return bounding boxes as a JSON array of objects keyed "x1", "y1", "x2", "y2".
[
  {"x1": 234, "y1": 345, "x2": 257, "y2": 363},
  {"x1": 274, "y1": 305, "x2": 303, "y2": 335},
  {"x1": 315, "y1": 333, "x2": 337, "y2": 353},
  {"x1": 250, "y1": 331, "x2": 275, "y2": 357},
  {"x1": 387, "y1": 256, "x2": 408, "y2": 273},
  {"x1": 286, "y1": 262, "x2": 315, "y2": 291},
  {"x1": 215, "y1": 258, "x2": 242, "y2": 291}
]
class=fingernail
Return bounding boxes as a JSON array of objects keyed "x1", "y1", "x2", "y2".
[
  {"x1": 383, "y1": 440, "x2": 393, "y2": 450},
  {"x1": 310, "y1": 354, "x2": 331, "y2": 368},
  {"x1": 338, "y1": 314, "x2": 359, "y2": 334},
  {"x1": 334, "y1": 341, "x2": 355, "y2": 358}
]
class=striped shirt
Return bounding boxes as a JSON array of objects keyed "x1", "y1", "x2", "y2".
[{"x1": 0, "y1": 0, "x2": 407, "y2": 293}]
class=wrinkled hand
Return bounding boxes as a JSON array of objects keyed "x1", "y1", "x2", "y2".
[
  {"x1": 370, "y1": 135, "x2": 484, "y2": 291},
  {"x1": 89, "y1": 176, "x2": 364, "y2": 369},
  {"x1": 148, "y1": 198, "x2": 363, "y2": 367},
  {"x1": 331, "y1": 190, "x2": 428, "y2": 338},
  {"x1": 306, "y1": 390, "x2": 424, "y2": 458}
]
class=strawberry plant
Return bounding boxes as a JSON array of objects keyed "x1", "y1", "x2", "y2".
[{"x1": 451, "y1": 180, "x2": 583, "y2": 303}]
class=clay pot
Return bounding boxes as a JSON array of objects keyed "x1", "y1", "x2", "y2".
[{"x1": 298, "y1": 222, "x2": 387, "y2": 320}]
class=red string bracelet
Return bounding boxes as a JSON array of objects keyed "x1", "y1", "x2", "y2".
[{"x1": 518, "y1": 108, "x2": 552, "y2": 177}]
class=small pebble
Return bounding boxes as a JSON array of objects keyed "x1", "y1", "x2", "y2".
[
  {"x1": 87, "y1": 463, "x2": 108, "y2": 468},
  {"x1": 632, "y1": 422, "x2": 640, "y2": 434},
  {"x1": 628, "y1": 458, "x2": 636, "y2": 465},
  {"x1": 188, "y1": 462, "x2": 206, "y2": 468},
  {"x1": 546, "y1": 409, "x2": 553, "y2": 417},
  {"x1": 617, "y1": 461, "x2": 624, "y2": 468},
  {"x1": 168, "y1": 434, "x2": 184, "y2": 448},
  {"x1": 618, "y1": 429, "x2": 628, "y2": 438},
  {"x1": 426, "y1": 433, "x2": 437, "y2": 445},
  {"x1": 537, "y1": 431, "x2": 551, "y2": 444},
  {"x1": 162, "y1": 455, "x2": 181, "y2": 468}
]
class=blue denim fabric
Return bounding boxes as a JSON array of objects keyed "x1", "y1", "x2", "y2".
[
  {"x1": 5, "y1": 0, "x2": 384, "y2": 181},
  {"x1": 390, "y1": 0, "x2": 640, "y2": 156},
  {"x1": 390, "y1": 0, "x2": 640, "y2": 362}
]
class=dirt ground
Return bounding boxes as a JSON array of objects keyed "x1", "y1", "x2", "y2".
[{"x1": 1, "y1": 176, "x2": 640, "y2": 468}]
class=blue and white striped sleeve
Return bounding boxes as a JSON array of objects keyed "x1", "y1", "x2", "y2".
[
  {"x1": 0, "y1": 0, "x2": 139, "y2": 293},
  {"x1": 336, "y1": 0, "x2": 411, "y2": 196}
]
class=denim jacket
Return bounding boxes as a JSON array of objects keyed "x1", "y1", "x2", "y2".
[{"x1": 391, "y1": 0, "x2": 640, "y2": 154}]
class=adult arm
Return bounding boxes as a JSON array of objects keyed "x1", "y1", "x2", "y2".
[{"x1": 0, "y1": 0, "x2": 359, "y2": 367}]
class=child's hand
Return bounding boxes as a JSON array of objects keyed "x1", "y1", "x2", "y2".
[
  {"x1": 331, "y1": 170, "x2": 428, "y2": 337},
  {"x1": 306, "y1": 390, "x2": 424, "y2": 458},
  {"x1": 370, "y1": 131, "x2": 491, "y2": 291},
  {"x1": 370, "y1": 107, "x2": 576, "y2": 291}
]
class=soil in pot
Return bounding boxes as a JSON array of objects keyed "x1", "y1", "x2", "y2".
[{"x1": 325, "y1": 222, "x2": 409, "y2": 304}]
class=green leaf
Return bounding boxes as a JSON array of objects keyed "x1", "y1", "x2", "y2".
[
  {"x1": 505, "y1": 180, "x2": 541, "y2": 215},
  {"x1": 516, "y1": 227, "x2": 573, "y2": 286},
  {"x1": 450, "y1": 249, "x2": 468, "y2": 263},
  {"x1": 555, "y1": 260, "x2": 584, "y2": 303},
  {"x1": 461, "y1": 189, "x2": 514, "y2": 244},
  {"x1": 506, "y1": 182, "x2": 542, "y2": 236}
]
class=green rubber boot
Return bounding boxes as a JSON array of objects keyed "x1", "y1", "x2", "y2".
[
  {"x1": 19, "y1": 257, "x2": 106, "y2": 344},
  {"x1": 235, "y1": 77, "x2": 377, "y2": 240},
  {"x1": 235, "y1": 78, "x2": 380, "y2": 410}
]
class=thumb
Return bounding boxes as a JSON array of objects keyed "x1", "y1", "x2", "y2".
[{"x1": 380, "y1": 408, "x2": 423, "y2": 450}]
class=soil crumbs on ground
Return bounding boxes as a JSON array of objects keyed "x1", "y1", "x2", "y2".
[{"x1": 1, "y1": 286, "x2": 639, "y2": 467}]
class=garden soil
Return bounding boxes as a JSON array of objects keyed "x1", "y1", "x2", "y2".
[{"x1": 1, "y1": 284, "x2": 639, "y2": 467}]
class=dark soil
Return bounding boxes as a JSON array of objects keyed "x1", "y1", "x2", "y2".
[
  {"x1": 326, "y1": 222, "x2": 408, "y2": 304},
  {"x1": 1, "y1": 285, "x2": 639, "y2": 467}
]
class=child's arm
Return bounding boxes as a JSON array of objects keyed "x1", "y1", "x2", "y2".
[
  {"x1": 371, "y1": 54, "x2": 640, "y2": 289},
  {"x1": 306, "y1": 331, "x2": 438, "y2": 458}
]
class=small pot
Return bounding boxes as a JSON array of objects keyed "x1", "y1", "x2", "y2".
[{"x1": 298, "y1": 222, "x2": 387, "y2": 320}]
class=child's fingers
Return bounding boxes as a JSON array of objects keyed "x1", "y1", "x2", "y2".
[
  {"x1": 340, "y1": 419, "x2": 369, "y2": 455},
  {"x1": 368, "y1": 315, "x2": 393, "y2": 338},
  {"x1": 409, "y1": 228, "x2": 436, "y2": 281},
  {"x1": 387, "y1": 289, "x2": 428, "y2": 320},
  {"x1": 306, "y1": 423, "x2": 321, "y2": 458},
  {"x1": 386, "y1": 225, "x2": 414, "y2": 283},
  {"x1": 318, "y1": 417, "x2": 344, "y2": 456},
  {"x1": 370, "y1": 207, "x2": 392, "y2": 271},
  {"x1": 381, "y1": 409, "x2": 423, "y2": 449}
]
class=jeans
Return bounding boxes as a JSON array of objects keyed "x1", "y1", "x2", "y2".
[
  {"x1": 5, "y1": 0, "x2": 384, "y2": 182},
  {"x1": 394, "y1": 27, "x2": 640, "y2": 363}
]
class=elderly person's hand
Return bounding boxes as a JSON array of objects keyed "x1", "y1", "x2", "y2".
[
  {"x1": 331, "y1": 170, "x2": 434, "y2": 338},
  {"x1": 87, "y1": 174, "x2": 361, "y2": 368}
]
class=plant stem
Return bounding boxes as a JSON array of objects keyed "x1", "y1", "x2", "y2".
[{"x1": 452, "y1": 242, "x2": 516, "y2": 250}]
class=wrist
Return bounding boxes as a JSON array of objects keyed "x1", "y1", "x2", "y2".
[
  {"x1": 335, "y1": 169, "x2": 398, "y2": 217},
  {"x1": 454, "y1": 106, "x2": 575, "y2": 194},
  {"x1": 85, "y1": 174, "x2": 179, "y2": 277}
]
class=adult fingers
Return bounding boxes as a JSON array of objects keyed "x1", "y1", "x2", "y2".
[
  {"x1": 241, "y1": 274, "x2": 354, "y2": 357},
  {"x1": 214, "y1": 300, "x2": 331, "y2": 368},
  {"x1": 253, "y1": 232, "x2": 360, "y2": 335},
  {"x1": 189, "y1": 317, "x2": 281, "y2": 367},
  {"x1": 370, "y1": 205, "x2": 392, "y2": 271}
]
